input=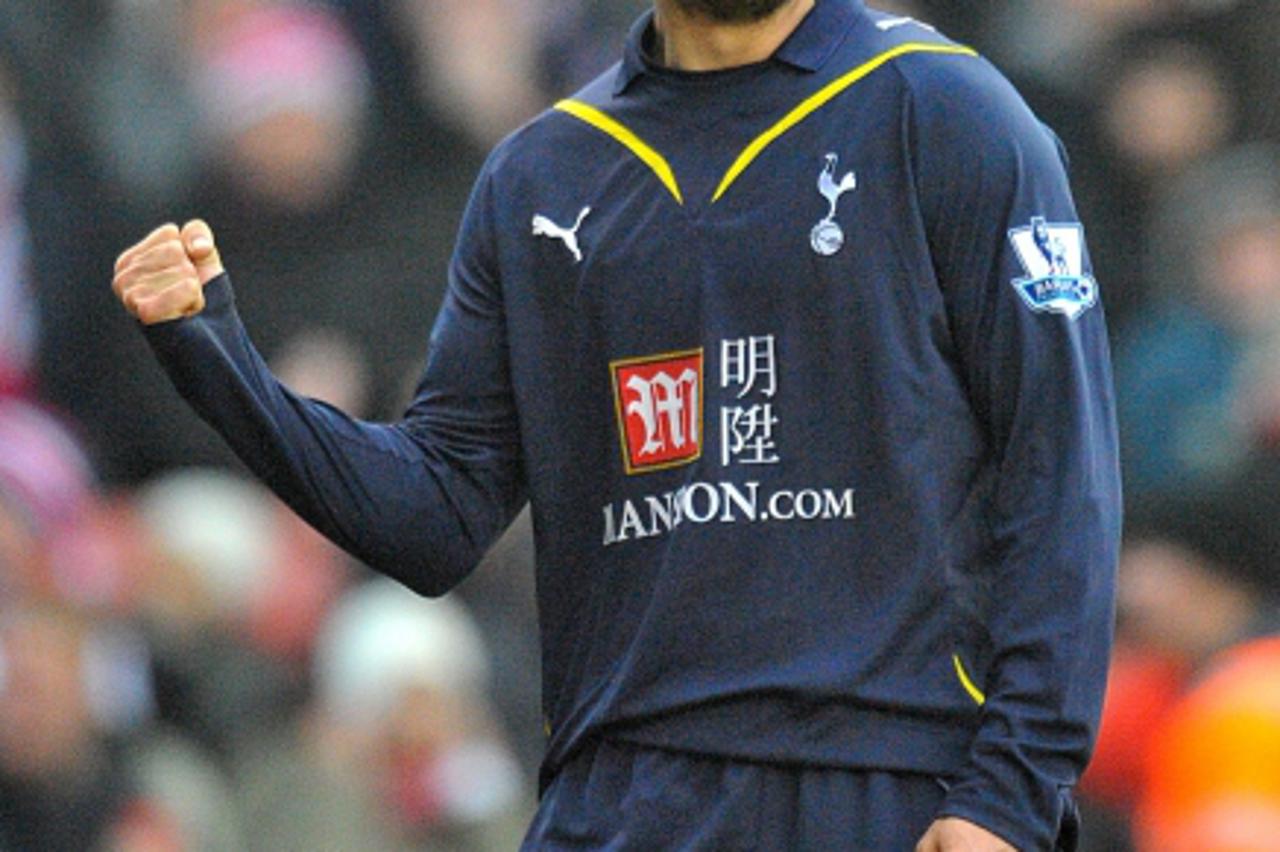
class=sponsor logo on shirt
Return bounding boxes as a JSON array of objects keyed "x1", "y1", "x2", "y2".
[
  {"x1": 611, "y1": 349, "x2": 704, "y2": 474},
  {"x1": 604, "y1": 335, "x2": 855, "y2": 546},
  {"x1": 601, "y1": 479, "x2": 857, "y2": 546},
  {"x1": 1008, "y1": 216, "x2": 1097, "y2": 320}
]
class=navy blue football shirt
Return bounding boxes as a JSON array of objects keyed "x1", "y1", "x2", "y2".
[{"x1": 144, "y1": 2, "x2": 1121, "y2": 847}]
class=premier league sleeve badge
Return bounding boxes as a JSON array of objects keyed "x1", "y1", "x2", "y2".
[{"x1": 1007, "y1": 216, "x2": 1098, "y2": 320}]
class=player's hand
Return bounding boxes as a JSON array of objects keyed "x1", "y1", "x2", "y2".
[
  {"x1": 916, "y1": 817, "x2": 1017, "y2": 852},
  {"x1": 113, "y1": 220, "x2": 224, "y2": 325}
]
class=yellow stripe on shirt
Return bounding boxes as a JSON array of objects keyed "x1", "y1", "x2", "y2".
[
  {"x1": 556, "y1": 43, "x2": 978, "y2": 207},
  {"x1": 712, "y1": 43, "x2": 978, "y2": 203},
  {"x1": 952, "y1": 652, "x2": 987, "y2": 706},
  {"x1": 555, "y1": 99, "x2": 685, "y2": 205}
]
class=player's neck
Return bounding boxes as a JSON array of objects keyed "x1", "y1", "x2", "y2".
[{"x1": 651, "y1": 0, "x2": 815, "y2": 72}]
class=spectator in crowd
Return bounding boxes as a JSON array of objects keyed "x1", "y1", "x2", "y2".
[
  {"x1": 190, "y1": 0, "x2": 371, "y2": 213},
  {"x1": 389, "y1": 0, "x2": 546, "y2": 148},
  {"x1": 188, "y1": 0, "x2": 491, "y2": 426},
  {"x1": 1092, "y1": 36, "x2": 1236, "y2": 318},
  {"x1": 1191, "y1": 0, "x2": 1280, "y2": 144},
  {"x1": 133, "y1": 467, "x2": 345, "y2": 758},
  {"x1": 1117, "y1": 487, "x2": 1280, "y2": 668},
  {"x1": 1135, "y1": 635, "x2": 1280, "y2": 852},
  {"x1": 983, "y1": 0, "x2": 1165, "y2": 98},
  {"x1": 0, "y1": 601, "x2": 246, "y2": 852},
  {"x1": 0, "y1": 398, "x2": 244, "y2": 852},
  {"x1": 1099, "y1": 39, "x2": 1234, "y2": 188},
  {"x1": 977, "y1": 8, "x2": 1243, "y2": 330},
  {"x1": 1059, "y1": 33, "x2": 1237, "y2": 329},
  {"x1": 7, "y1": 0, "x2": 538, "y2": 482},
  {"x1": 1080, "y1": 480, "x2": 1280, "y2": 850},
  {"x1": 234, "y1": 578, "x2": 531, "y2": 851},
  {"x1": 0, "y1": 398, "x2": 101, "y2": 604},
  {"x1": 0, "y1": 601, "x2": 144, "y2": 850},
  {"x1": 3, "y1": 0, "x2": 238, "y2": 484},
  {"x1": 1114, "y1": 144, "x2": 1280, "y2": 494}
]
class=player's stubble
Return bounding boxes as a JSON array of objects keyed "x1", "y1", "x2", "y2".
[{"x1": 671, "y1": 0, "x2": 794, "y2": 23}]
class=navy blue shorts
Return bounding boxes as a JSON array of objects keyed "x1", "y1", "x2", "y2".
[{"x1": 522, "y1": 739, "x2": 948, "y2": 850}]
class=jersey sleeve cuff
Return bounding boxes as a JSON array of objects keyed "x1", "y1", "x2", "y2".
[
  {"x1": 140, "y1": 272, "x2": 234, "y2": 339},
  {"x1": 937, "y1": 782, "x2": 1071, "y2": 852}
]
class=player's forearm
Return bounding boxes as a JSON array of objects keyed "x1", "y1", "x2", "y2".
[
  {"x1": 938, "y1": 593, "x2": 1110, "y2": 851},
  {"x1": 940, "y1": 353, "x2": 1120, "y2": 850},
  {"x1": 142, "y1": 273, "x2": 521, "y2": 595},
  {"x1": 938, "y1": 538, "x2": 1114, "y2": 849},
  {"x1": 939, "y1": 642, "x2": 1107, "y2": 851}
]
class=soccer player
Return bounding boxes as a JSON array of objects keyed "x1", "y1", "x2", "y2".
[{"x1": 111, "y1": 1, "x2": 1120, "y2": 849}]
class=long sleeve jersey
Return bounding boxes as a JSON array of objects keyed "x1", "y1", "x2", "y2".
[{"x1": 143, "y1": 2, "x2": 1121, "y2": 847}]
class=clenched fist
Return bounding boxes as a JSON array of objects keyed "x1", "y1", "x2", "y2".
[{"x1": 113, "y1": 220, "x2": 224, "y2": 325}]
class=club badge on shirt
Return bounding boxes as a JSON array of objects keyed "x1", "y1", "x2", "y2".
[
  {"x1": 1007, "y1": 216, "x2": 1097, "y2": 320},
  {"x1": 811, "y1": 153, "x2": 857, "y2": 257}
]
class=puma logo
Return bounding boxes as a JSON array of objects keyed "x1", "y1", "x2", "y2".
[{"x1": 532, "y1": 206, "x2": 592, "y2": 263}]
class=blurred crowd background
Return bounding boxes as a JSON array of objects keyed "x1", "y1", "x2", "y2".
[{"x1": 2, "y1": 0, "x2": 1279, "y2": 849}]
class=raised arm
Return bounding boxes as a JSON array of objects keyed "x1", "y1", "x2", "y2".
[{"x1": 112, "y1": 189, "x2": 525, "y2": 595}]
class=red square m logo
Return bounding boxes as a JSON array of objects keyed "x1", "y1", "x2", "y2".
[{"x1": 610, "y1": 349, "x2": 704, "y2": 474}]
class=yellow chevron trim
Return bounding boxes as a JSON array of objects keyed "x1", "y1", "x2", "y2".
[
  {"x1": 952, "y1": 653, "x2": 987, "y2": 706},
  {"x1": 711, "y1": 42, "x2": 978, "y2": 203},
  {"x1": 555, "y1": 99, "x2": 684, "y2": 205}
]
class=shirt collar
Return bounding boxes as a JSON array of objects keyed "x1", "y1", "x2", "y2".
[{"x1": 613, "y1": 0, "x2": 863, "y2": 96}]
